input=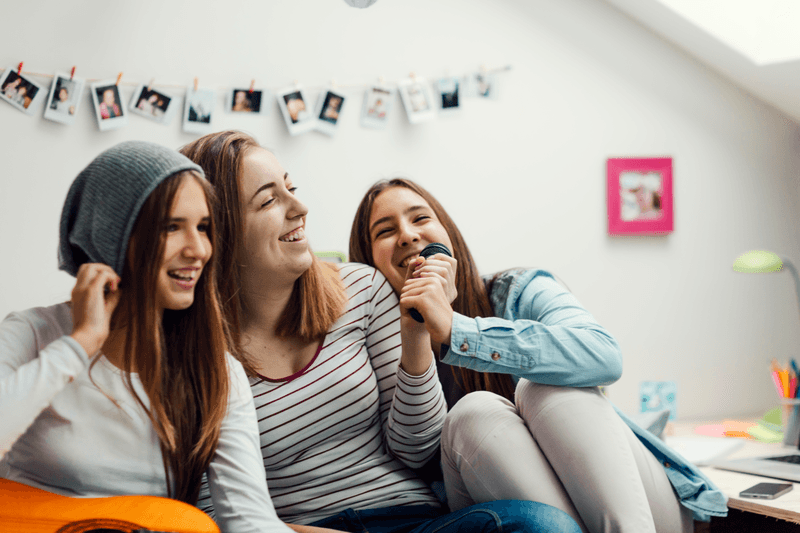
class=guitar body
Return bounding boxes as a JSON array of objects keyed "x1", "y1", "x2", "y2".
[{"x1": 0, "y1": 479, "x2": 220, "y2": 533}]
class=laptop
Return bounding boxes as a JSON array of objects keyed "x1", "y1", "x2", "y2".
[{"x1": 707, "y1": 420, "x2": 800, "y2": 482}]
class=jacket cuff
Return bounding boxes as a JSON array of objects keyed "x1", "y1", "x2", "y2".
[{"x1": 445, "y1": 312, "x2": 480, "y2": 359}]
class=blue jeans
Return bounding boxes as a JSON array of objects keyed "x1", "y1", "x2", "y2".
[{"x1": 307, "y1": 501, "x2": 581, "y2": 533}]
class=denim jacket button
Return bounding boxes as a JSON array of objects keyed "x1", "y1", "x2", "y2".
[
  {"x1": 664, "y1": 462, "x2": 671, "y2": 468},
  {"x1": 460, "y1": 342, "x2": 469, "y2": 352},
  {"x1": 491, "y1": 352, "x2": 501, "y2": 361}
]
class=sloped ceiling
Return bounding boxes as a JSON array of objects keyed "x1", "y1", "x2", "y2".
[{"x1": 602, "y1": 0, "x2": 800, "y2": 124}]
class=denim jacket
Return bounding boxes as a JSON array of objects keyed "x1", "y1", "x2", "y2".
[{"x1": 440, "y1": 268, "x2": 727, "y2": 521}]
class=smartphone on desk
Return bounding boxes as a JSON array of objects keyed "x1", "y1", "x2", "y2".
[{"x1": 739, "y1": 482, "x2": 793, "y2": 500}]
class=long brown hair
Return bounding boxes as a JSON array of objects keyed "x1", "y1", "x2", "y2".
[
  {"x1": 179, "y1": 131, "x2": 344, "y2": 373},
  {"x1": 99, "y1": 170, "x2": 229, "y2": 503},
  {"x1": 349, "y1": 178, "x2": 517, "y2": 403}
]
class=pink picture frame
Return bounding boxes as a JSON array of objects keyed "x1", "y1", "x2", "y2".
[{"x1": 607, "y1": 157, "x2": 673, "y2": 235}]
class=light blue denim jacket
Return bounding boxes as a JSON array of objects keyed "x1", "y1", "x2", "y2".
[{"x1": 440, "y1": 268, "x2": 727, "y2": 522}]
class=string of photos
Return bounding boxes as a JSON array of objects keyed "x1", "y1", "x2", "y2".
[{"x1": 0, "y1": 62, "x2": 509, "y2": 137}]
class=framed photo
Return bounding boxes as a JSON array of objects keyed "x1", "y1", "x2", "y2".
[
  {"x1": 229, "y1": 88, "x2": 265, "y2": 114},
  {"x1": 276, "y1": 86, "x2": 315, "y2": 135},
  {"x1": 90, "y1": 80, "x2": 128, "y2": 131},
  {"x1": 607, "y1": 157, "x2": 673, "y2": 235},
  {"x1": 129, "y1": 84, "x2": 177, "y2": 125},
  {"x1": 0, "y1": 66, "x2": 45, "y2": 115},
  {"x1": 398, "y1": 77, "x2": 435, "y2": 124},
  {"x1": 360, "y1": 84, "x2": 394, "y2": 129},
  {"x1": 43, "y1": 71, "x2": 85, "y2": 125},
  {"x1": 438, "y1": 77, "x2": 460, "y2": 111},
  {"x1": 640, "y1": 381, "x2": 677, "y2": 420},
  {"x1": 183, "y1": 86, "x2": 215, "y2": 134},
  {"x1": 314, "y1": 88, "x2": 345, "y2": 136}
]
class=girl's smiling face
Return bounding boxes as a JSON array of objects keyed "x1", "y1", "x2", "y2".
[
  {"x1": 237, "y1": 148, "x2": 312, "y2": 285},
  {"x1": 154, "y1": 177, "x2": 212, "y2": 312},
  {"x1": 368, "y1": 186, "x2": 453, "y2": 294}
]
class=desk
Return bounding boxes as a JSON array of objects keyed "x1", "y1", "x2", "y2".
[{"x1": 670, "y1": 420, "x2": 800, "y2": 531}]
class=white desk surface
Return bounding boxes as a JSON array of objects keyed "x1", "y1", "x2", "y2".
[{"x1": 670, "y1": 419, "x2": 800, "y2": 524}]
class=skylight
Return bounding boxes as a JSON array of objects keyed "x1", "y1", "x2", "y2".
[{"x1": 656, "y1": 0, "x2": 800, "y2": 65}]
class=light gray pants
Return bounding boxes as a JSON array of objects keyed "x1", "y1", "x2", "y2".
[{"x1": 440, "y1": 381, "x2": 694, "y2": 533}]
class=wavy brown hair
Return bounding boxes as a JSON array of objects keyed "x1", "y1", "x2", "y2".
[
  {"x1": 349, "y1": 178, "x2": 517, "y2": 403},
  {"x1": 180, "y1": 131, "x2": 344, "y2": 374},
  {"x1": 95, "y1": 170, "x2": 229, "y2": 504}
]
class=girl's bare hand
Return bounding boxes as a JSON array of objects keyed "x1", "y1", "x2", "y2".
[
  {"x1": 401, "y1": 261, "x2": 454, "y2": 346},
  {"x1": 411, "y1": 254, "x2": 457, "y2": 304},
  {"x1": 69, "y1": 263, "x2": 121, "y2": 357}
]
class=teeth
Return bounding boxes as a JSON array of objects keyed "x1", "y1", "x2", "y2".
[
  {"x1": 168, "y1": 270, "x2": 194, "y2": 281},
  {"x1": 280, "y1": 227, "x2": 305, "y2": 242}
]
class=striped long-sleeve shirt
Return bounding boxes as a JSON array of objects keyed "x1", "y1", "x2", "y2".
[{"x1": 198, "y1": 263, "x2": 446, "y2": 525}]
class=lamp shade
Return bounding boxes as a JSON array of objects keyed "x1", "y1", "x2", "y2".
[{"x1": 733, "y1": 250, "x2": 783, "y2": 273}]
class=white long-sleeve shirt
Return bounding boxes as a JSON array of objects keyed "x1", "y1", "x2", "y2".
[
  {"x1": 0, "y1": 302, "x2": 291, "y2": 533},
  {"x1": 198, "y1": 264, "x2": 447, "y2": 524}
]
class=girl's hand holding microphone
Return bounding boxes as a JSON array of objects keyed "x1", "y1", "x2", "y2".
[
  {"x1": 69, "y1": 263, "x2": 121, "y2": 357},
  {"x1": 401, "y1": 254, "x2": 456, "y2": 347},
  {"x1": 410, "y1": 252, "x2": 457, "y2": 304}
]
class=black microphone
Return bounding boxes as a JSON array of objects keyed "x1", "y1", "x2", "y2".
[{"x1": 408, "y1": 242, "x2": 452, "y2": 323}]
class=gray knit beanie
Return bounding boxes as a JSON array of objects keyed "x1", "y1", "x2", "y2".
[{"x1": 58, "y1": 140, "x2": 204, "y2": 277}]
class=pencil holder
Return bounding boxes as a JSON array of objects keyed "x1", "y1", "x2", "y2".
[{"x1": 780, "y1": 399, "x2": 800, "y2": 446}]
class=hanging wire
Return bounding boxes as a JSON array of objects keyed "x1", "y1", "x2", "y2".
[{"x1": 0, "y1": 65, "x2": 512, "y2": 94}]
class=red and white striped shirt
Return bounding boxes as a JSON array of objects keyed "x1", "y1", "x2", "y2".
[{"x1": 199, "y1": 263, "x2": 446, "y2": 525}]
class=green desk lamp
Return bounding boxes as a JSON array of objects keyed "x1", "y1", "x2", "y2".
[
  {"x1": 733, "y1": 251, "x2": 800, "y2": 314},
  {"x1": 734, "y1": 250, "x2": 800, "y2": 446}
]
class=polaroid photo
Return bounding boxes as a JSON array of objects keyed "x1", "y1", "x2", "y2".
[
  {"x1": 438, "y1": 77, "x2": 460, "y2": 112},
  {"x1": 0, "y1": 66, "x2": 46, "y2": 116},
  {"x1": 360, "y1": 84, "x2": 394, "y2": 129},
  {"x1": 183, "y1": 86, "x2": 216, "y2": 134},
  {"x1": 129, "y1": 84, "x2": 177, "y2": 125},
  {"x1": 464, "y1": 71, "x2": 498, "y2": 99},
  {"x1": 314, "y1": 88, "x2": 346, "y2": 136},
  {"x1": 397, "y1": 78, "x2": 435, "y2": 124},
  {"x1": 276, "y1": 86, "x2": 315, "y2": 136},
  {"x1": 90, "y1": 80, "x2": 128, "y2": 131},
  {"x1": 43, "y1": 71, "x2": 85, "y2": 125},
  {"x1": 229, "y1": 88, "x2": 265, "y2": 114},
  {"x1": 44, "y1": 72, "x2": 86, "y2": 124}
]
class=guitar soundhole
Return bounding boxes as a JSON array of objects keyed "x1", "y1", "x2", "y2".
[{"x1": 55, "y1": 518, "x2": 144, "y2": 533}]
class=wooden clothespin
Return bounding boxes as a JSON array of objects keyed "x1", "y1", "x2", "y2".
[
  {"x1": 249, "y1": 79, "x2": 255, "y2": 94},
  {"x1": 17, "y1": 62, "x2": 23, "y2": 74},
  {"x1": 147, "y1": 78, "x2": 154, "y2": 92},
  {"x1": 193, "y1": 77, "x2": 198, "y2": 92},
  {"x1": 70, "y1": 66, "x2": 76, "y2": 80},
  {"x1": 116, "y1": 72, "x2": 123, "y2": 85}
]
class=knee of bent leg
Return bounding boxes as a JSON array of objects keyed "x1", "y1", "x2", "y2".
[
  {"x1": 510, "y1": 500, "x2": 582, "y2": 533},
  {"x1": 442, "y1": 391, "x2": 514, "y2": 452},
  {"x1": 515, "y1": 379, "x2": 604, "y2": 422},
  {"x1": 514, "y1": 379, "x2": 562, "y2": 407}
]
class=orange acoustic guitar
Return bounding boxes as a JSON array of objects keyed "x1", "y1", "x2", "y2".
[{"x1": 0, "y1": 479, "x2": 220, "y2": 533}]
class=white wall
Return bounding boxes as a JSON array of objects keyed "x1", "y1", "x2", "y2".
[{"x1": 2, "y1": 0, "x2": 799, "y2": 420}]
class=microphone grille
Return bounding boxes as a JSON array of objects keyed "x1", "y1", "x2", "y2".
[{"x1": 420, "y1": 242, "x2": 452, "y2": 258}]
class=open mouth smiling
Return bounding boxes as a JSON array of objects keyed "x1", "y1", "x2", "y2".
[{"x1": 280, "y1": 227, "x2": 305, "y2": 242}]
